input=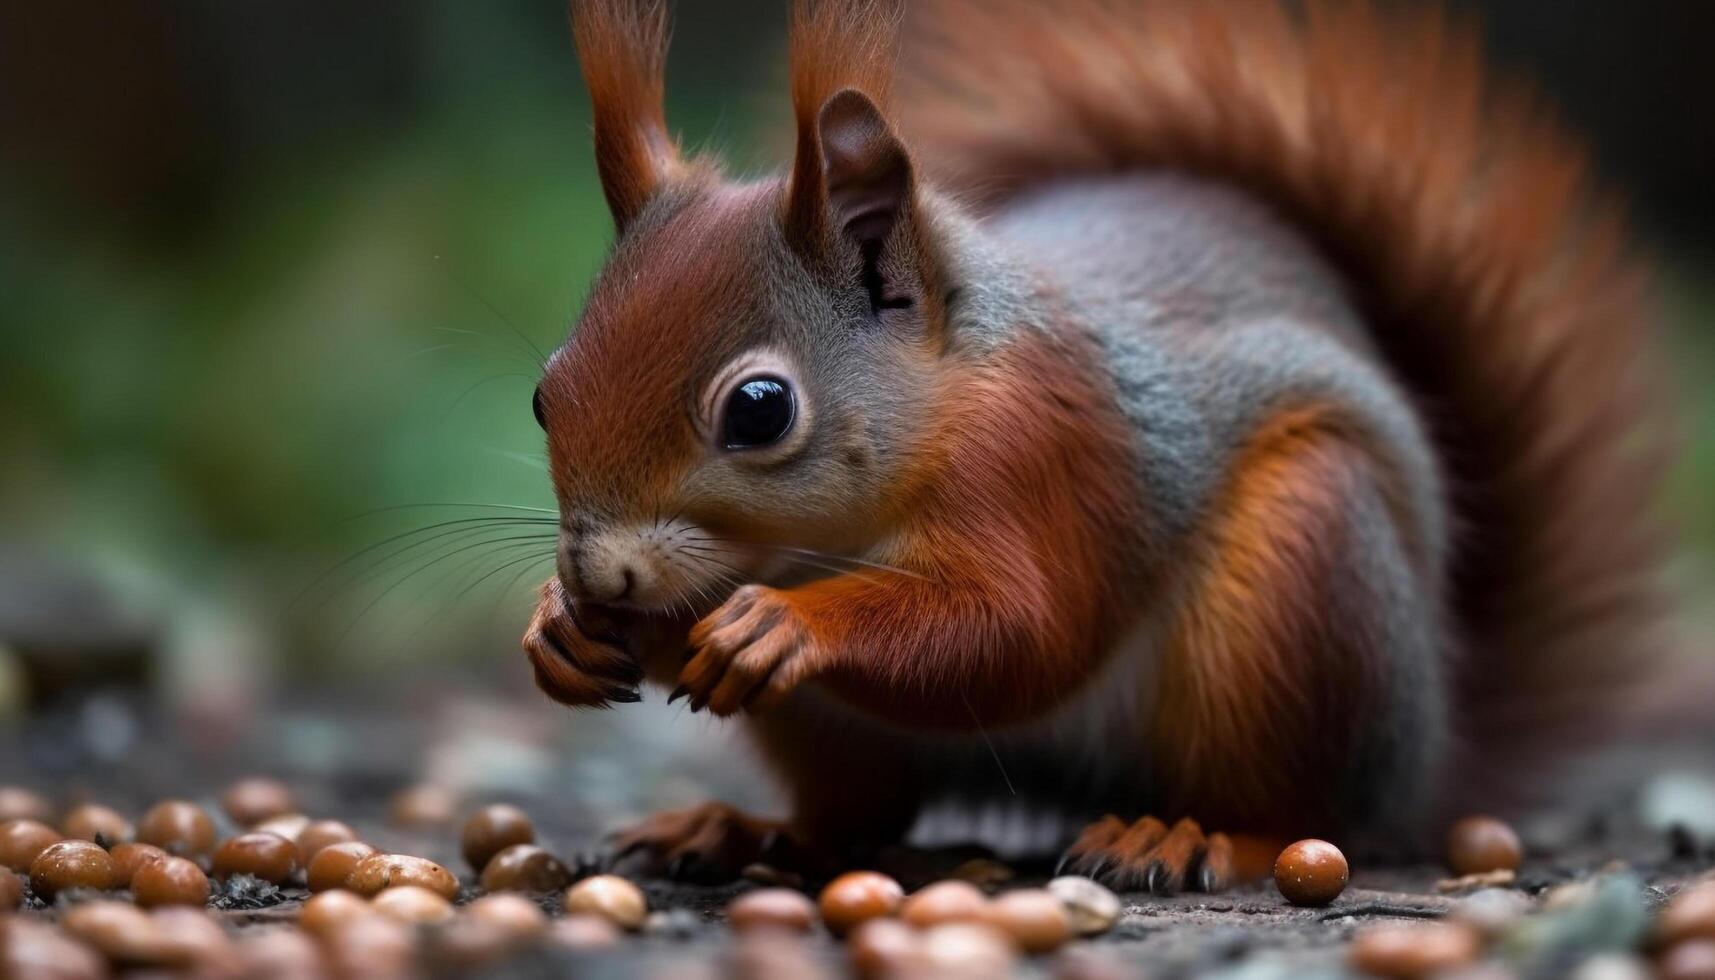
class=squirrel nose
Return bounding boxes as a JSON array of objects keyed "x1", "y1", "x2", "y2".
[{"x1": 565, "y1": 542, "x2": 638, "y2": 604}]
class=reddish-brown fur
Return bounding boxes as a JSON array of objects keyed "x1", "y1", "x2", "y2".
[{"x1": 896, "y1": 0, "x2": 1672, "y2": 807}]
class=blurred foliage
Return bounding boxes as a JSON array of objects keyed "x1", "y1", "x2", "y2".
[{"x1": 0, "y1": 2, "x2": 1710, "y2": 689}]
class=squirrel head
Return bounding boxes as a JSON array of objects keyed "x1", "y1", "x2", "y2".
[{"x1": 538, "y1": 0, "x2": 939, "y2": 613}]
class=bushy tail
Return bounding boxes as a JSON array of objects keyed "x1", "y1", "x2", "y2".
[{"x1": 896, "y1": 0, "x2": 1678, "y2": 809}]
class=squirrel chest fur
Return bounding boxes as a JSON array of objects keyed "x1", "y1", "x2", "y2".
[{"x1": 519, "y1": 0, "x2": 1670, "y2": 890}]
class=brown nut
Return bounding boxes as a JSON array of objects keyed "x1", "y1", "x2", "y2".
[
  {"x1": 1661, "y1": 940, "x2": 1715, "y2": 980},
  {"x1": 818, "y1": 870, "x2": 904, "y2": 936},
  {"x1": 548, "y1": 913, "x2": 624, "y2": 951},
  {"x1": 132, "y1": 855, "x2": 211, "y2": 907},
  {"x1": 920, "y1": 922, "x2": 1019, "y2": 977},
  {"x1": 1348, "y1": 921, "x2": 1482, "y2": 979},
  {"x1": 299, "y1": 889, "x2": 374, "y2": 935},
  {"x1": 728, "y1": 887, "x2": 817, "y2": 934},
  {"x1": 981, "y1": 888, "x2": 1072, "y2": 954},
  {"x1": 238, "y1": 927, "x2": 328, "y2": 980},
  {"x1": 61, "y1": 900, "x2": 181, "y2": 965},
  {"x1": 1274, "y1": 839, "x2": 1350, "y2": 907},
  {"x1": 110, "y1": 842, "x2": 170, "y2": 886},
  {"x1": 847, "y1": 918, "x2": 923, "y2": 979},
  {"x1": 212, "y1": 831, "x2": 299, "y2": 883},
  {"x1": 465, "y1": 893, "x2": 549, "y2": 940},
  {"x1": 902, "y1": 880, "x2": 989, "y2": 929},
  {"x1": 1, "y1": 918, "x2": 108, "y2": 980},
  {"x1": 319, "y1": 912, "x2": 416, "y2": 980},
  {"x1": 389, "y1": 783, "x2": 459, "y2": 828},
  {"x1": 347, "y1": 852, "x2": 460, "y2": 900},
  {"x1": 221, "y1": 778, "x2": 297, "y2": 826},
  {"x1": 460, "y1": 804, "x2": 535, "y2": 873},
  {"x1": 1659, "y1": 883, "x2": 1715, "y2": 948},
  {"x1": 295, "y1": 819, "x2": 359, "y2": 864},
  {"x1": 0, "y1": 871, "x2": 21, "y2": 912},
  {"x1": 137, "y1": 800, "x2": 217, "y2": 858},
  {"x1": 1446, "y1": 816, "x2": 1522, "y2": 876},
  {"x1": 60, "y1": 804, "x2": 132, "y2": 844},
  {"x1": 1046, "y1": 875, "x2": 1122, "y2": 936},
  {"x1": 563, "y1": 874, "x2": 648, "y2": 930},
  {"x1": 29, "y1": 838, "x2": 123, "y2": 897},
  {"x1": 372, "y1": 884, "x2": 455, "y2": 925},
  {"x1": 253, "y1": 812, "x2": 312, "y2": 843},
  {"x1": 307, "y1": 840, "x2": 377, "y2": 892},
  {"x1": 0, "y1": 819, "x2": 61, "y2": 871},
  {"x1": 148, "y1": 906, "x2": 237, "y2": 971},
  {"x1": 0, "y1": 788, "x2": 52, "y2": 825},
  {"x1": 479, "y1": 843, "x2": 572, "y2": 893}
]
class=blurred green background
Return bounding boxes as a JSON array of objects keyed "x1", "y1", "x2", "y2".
[{"x1": 0, "y1": 0, "x2": 1711, "y2": 724}]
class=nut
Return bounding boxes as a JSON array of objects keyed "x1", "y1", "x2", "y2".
[
  {"x1": 847, "y1": 918, "x2": 923, "y2": 979},
  {"x1": 479, "y1": 843, "x2": 572, "y2": 893},
  {"x1": 132, "y1": 855, "x2": 211, "y2": 907},
  {"x1": 1446, "y1": 816, "x2": 1523, "y2": 876},
  {"x1": 60, "y1": 804, "x2": 131, "y2": 844},
  {"x1": 109, "y1": 842, "x2": 170, "y2": 886},
  {"x1": 388, "y1": 784, "x2": 459, "y2": 828},
  {"x1": 464, "y1": 893, "x2": 549, "y2": 940},
  {"x1": 1348, "y1": 921, "x2": 1482, "y2": 979},
  {"x1": 0, "y1": 788, "x2": 52, "y2": 824},
  {"x1": 901, "y1": 880, "x2": 989, "y2": 929},
  {"x1": 295, "y1": 819, "x2": 359, "y2": 864},
  {"x1": 460, "y1": 804, "x2": 535, "y2": 873},
  {"x1": 212, "y1": 831, "x2": 299, "y2": 883},
  {"x1": 563, "y1": 874, "x2": 648, "y2": 930},
  {"x1": 818, "y1": 870, "x2": 904, "y2": 936},
  {"x1": 728, "y1": 887, "x2": 818, "y2": 934},
  {"x1": 0, "y1": 819, "x2": 61, "y2": 871},
  {"x1": 307, "y1": 840, "x2": 377, "y2": 893},
  {"x1": 372, "y1": 884, "x2": 455, "y2": 924},
  {"x1": 29, "y1": 838, "x2": 122, "y2": 898},
  {"x1": 1659, "y1": 883, "x2": 1715, "y2": 948},
  {"x1": 299, "y1": 889, "x2": 374, "y2": 935},
  {"x1": 136, "y1": 800, "x2": 217, "y2": 858},
  {"x1": 1047, "y1": 875, "x2": 1122, "y2": 935},
  {"x1": 549, "y1": 913, "x2": 624, "y2": 951},
  {"x1": 220, "y1": 778, "x2": 297, "y2": 826},
  {"x1": 981, "y1": 888, "x2": 1072, "y2": 953},
  {"x1": 920, "y1": 922, "x2": 1019, "y2": 977},
  {"x1": 346, "y1": 852, "x2": 460, "y2": 900},
  {"x1": 1274, "y1": 839, "x2": 1350, "y2": 907}
]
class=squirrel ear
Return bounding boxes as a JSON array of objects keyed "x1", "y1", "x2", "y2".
[
  {"x1": 789, "y1": 88, "x2": 917, "y2": 311},
  {"x1": 572, "y1": 0, "x2": 679, "y2": 231}
]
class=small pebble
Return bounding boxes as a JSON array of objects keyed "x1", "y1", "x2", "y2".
[
  {"x1": 0, "y1": 787, "x2": 53, "y2": 824},
  {"x1": 920, "y1": 922, "x2": 1019, "y2": 978},
  {"x1": 1661, "y1": 940, "x2": 1715, "y2": 980},
  {"x1": 307, "y1": 840, "x2": 377, "y2": 892},
  {"x1": 1348, "y1": 921, "x2": 1482, "y2": 979},
  {"x1": 1047, "y1": 875, "x2": 1122, "y2": 936},
  {"x1": 132, "y1": 855, "x2": 211, "y2": 907},
  {"x1": 213, "y1": 831, "x2": 299, "y2": 883},
  {"x1": 1448, "y1": 887, "x2": 1533, "y2": 937},
  {"x1": 389, "y1": 783, "x2": 459, "y2": 828},
  {"x1": 29, "y1": 838, "x2": 123, "y2": 898},
  {"x1": 60, "y1": 804, "x2": 131, "y2": 844},
  {"x1": 1, "y1": 918, "x2": 108, "y2": 980},
  {"x1": 0, "y1": 871, "x2": 21, "y2": 911},
  {"x1": 372, "y1": 884, "x2": 455, "y2": 924},
  {"x1": 464, "y1": 893, "x2": 549, "y2": 940},
  {"x1": 847, "y1": 918, "x2": 923, "y2": 979},
  {"x1": 983, "y1": 888, "x2": 1073, "y2": 953},
  {"x1": 564, "y1": 874, "x2": 649, "y2": 930},
  {"x1": 298, "y1": 889, "x2": 374, "y2": 935},
  {"x1": 549, "y1": 913, "x2": 625, "y2": 951},
  {"x1": 1659, "y1": 883, "x2": 1715, "y2": 947},
  {"x1": 137, "y1": 800, "x2": 217, "y2": 858},
  {"x1": 1273, "y1": 839, "x2": 1349, "y2": 907},
  {"x1": 819, "y1": 870, "x2": 904, "y2": 936},
  {"x1": 1447, "y1": 815, "x2": 1523, "y2": 876},
  {"x1": 729, "y1": 887, "x2": 818, "y2": 934},
  {"x1": 110, "y1": 842, "x2": 169, "y2": 885},
  {"x1": 461, "y1": 804, "x2": 535, "y2": 873},
  {"x1": 295, "y1": 819, "x2": 359, "y2": 864},
  {"x1": 346, "y1": 852, "x2": 460, "y2": 900},
  {"x1": 0, "y1": 819, "x2": 62, "y2": 871},
  {"x1": 221, "y1": 778, "x2": 297, "y2": 826},
  {"x1": 478, "y1": 843, "x2": 572, "y2": 893},
  {"x1": 901, "y1": 880, "x2": 989, "y2": 928}
]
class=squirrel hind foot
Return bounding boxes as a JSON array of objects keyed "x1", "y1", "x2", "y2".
[
  {"x1": 607, "y1": 801, "x2": 798, "y2": 884},
  {"x1": 1057, "y1": 815, "x2": 1237, "y2": 896}
]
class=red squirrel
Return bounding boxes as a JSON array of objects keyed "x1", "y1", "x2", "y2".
[{"x1": 520, "y1": 0, "x2": 1673, "y2": 891}]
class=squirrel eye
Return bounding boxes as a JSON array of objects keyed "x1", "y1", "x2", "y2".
[
  {"x1": 722, "y1": 376, "x2": 795, "y2": 450},
  {"x1": 532, "y1": 386, "x2": 547, "y2": 429}
]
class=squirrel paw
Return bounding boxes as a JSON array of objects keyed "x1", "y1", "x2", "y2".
[
  {"x1": 679, "y1": 585, "x2": 819, "y2": 716},
  {"x1": 1057, "y1": 815, "x2": 1235, "y2": 895},
  {"x1": 521, "y1": 578, "x2": 644, "y2": 708},
  {"x1": 608, "y1": 801, "x2": 796, "y2": 884}
]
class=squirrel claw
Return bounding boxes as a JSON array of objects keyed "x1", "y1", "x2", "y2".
[{"x1": 1059, "y1": 814, "x2": 1232, "y2": 896}]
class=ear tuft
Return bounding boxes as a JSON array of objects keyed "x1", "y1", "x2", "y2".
[
  {"x1": 572, "y1": 0, "x2": 679, "y2": 231},
  {"x1": 818, "y1": 89, "x2": 912, "y2": 251}
]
